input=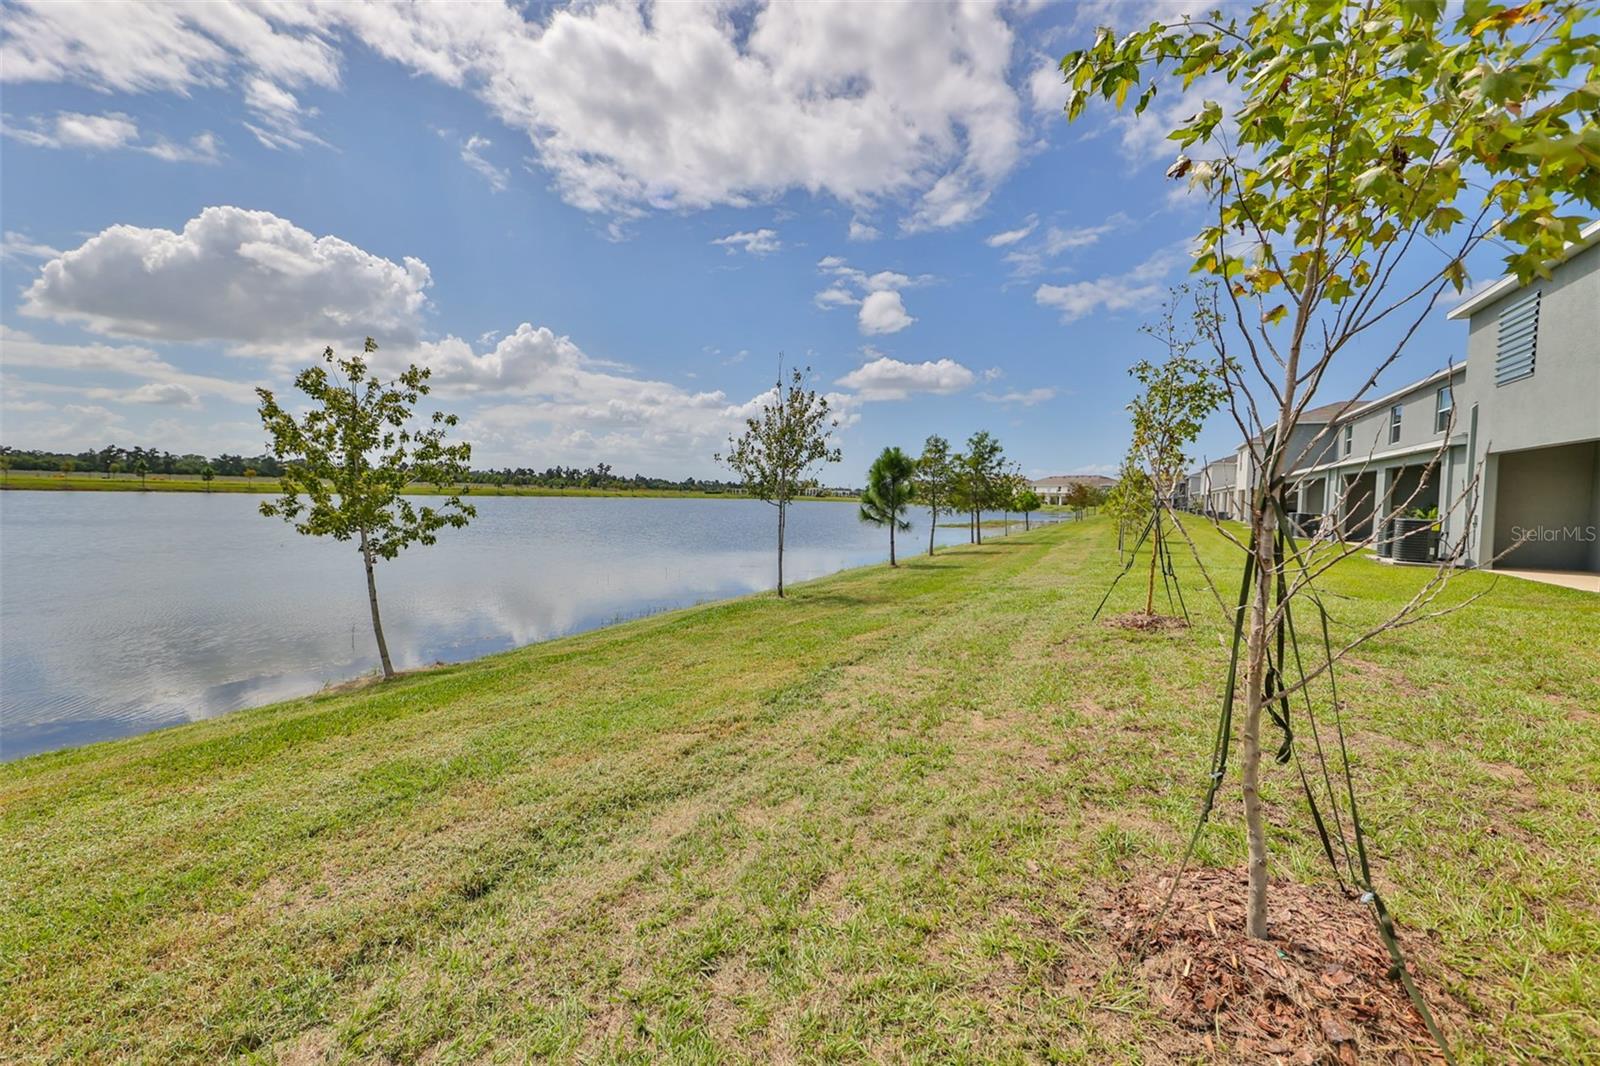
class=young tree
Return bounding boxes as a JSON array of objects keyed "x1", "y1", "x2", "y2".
[
  {"x1": 257, "y1": 338, "x2": 475, "y2": 680},
  {"x1": 958, "y1": 431, "x2": 1004, "y2": 544},
  {"x1": 914, "y1": 434, "x2": 955, "y2": 556},
  {"x1": 858, "y1": 446, "x2": 917, "y2": 566},
  {"x1": 1056, "y1": 481, "x2": 1079, "y2": 520},
  {"x1": 132, "y1": 459, "x2": 147, "y2": 489},
  {"x1": 1128, "y1": 288, "x2": 1227, "y2": 615},
  {"x1": 1104, "y1": 454, "x2": 1154, "y2": 565},
  {"x1": 1015, "y1": 487, "x2": 1042, "y2": 531},
  {"x1": 243, "y1": 466, "x2": 258, "y2": 486},
  {"x1": 1061, "y1": 0, "x2": 1600, "y2": 949},
  {"x1": 201, "y1": 465, "x2": 216, "y2": 493},
  {"x1": 0, "y1": 453, "x2": 11, "y2": 485},
  {"x1": 716, "y1": 365, "x2": 841, "y2": 597}
]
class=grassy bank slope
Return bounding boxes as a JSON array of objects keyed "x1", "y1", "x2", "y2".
[{"x1": 2, "y1": 520, "x2": 1596, "y2": 1063}]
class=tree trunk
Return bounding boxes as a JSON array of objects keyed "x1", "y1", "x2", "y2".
[
  {"x1": 776, "y1": 499, "x2": 787, "y2": 597},
  {"x1": 1145, "y1": 509, "x2": 1160, "y2": 615},
  {"x1": 1241, "y1": 502, "x2": 1276, "y2": 939},
  {"x1": 975, "y1": 508, "x2": 983, "y2": 544},
  {"x1": 1025, "y1": 511, "x2": 1030, "y2": 531},
  {"x1": 889, "y1": 521, "x2": 896, "y2": 566},
  {"x1": 929, "y1": 505, "x2": 937, "y2": 556},
  {"x1": 360, "y1": 526, "x2": 395, "y2": 680}
]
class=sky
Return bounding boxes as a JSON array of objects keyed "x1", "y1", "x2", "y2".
[{"x1": 0, "y1": 0, "x2": 1508, "y2": 482}]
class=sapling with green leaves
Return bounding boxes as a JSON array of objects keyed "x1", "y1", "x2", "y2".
[
  {"x1": 257, "y1": 338, "x2": 475, "y2": 680},
  {"x1": 1015, "y1": 488, "x2": 1042, "y2": 531},
  {"x1": 1058, "y1": 0, "x2": 1600, "y2": 958},
  {"x1": 1127, "y1": 285, "x2": 1227, "y2": 616},
  {"x1": 858, "y1": 446, "x2": 918, "y2": 566},
  {"x1": 914, "y1": 434, "x2": 955, "y2": 556},
  {"x1": 717, "y1": 366, "x2": 841, "y2": 597}
]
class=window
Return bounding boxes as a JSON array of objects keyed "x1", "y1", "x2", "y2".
[
  {"x1": 1495, "y1": 288, "x2": 1539, "y2": 385},
  {"x1": 1389, "y1": 404, "x2": 1403, "y2": 445},
  {"x1": 1435, "y1": 386, "x2": 1453, "y2": 433},
  {"x1": 1343, "y1": 423, "x2": 1353, "y2": 456}
]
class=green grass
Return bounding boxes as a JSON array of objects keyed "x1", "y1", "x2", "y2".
[
  {"x1": 2, "y1": 518, "x2": 1596, "y2": 1063},
  {"x1": 0, "y1": 470, "x2": 853, "y2": 501}
]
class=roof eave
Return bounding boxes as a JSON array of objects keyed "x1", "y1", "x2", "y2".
[{"x1": 1445, "y1": 219, "x2": 1600, "y2": 320}]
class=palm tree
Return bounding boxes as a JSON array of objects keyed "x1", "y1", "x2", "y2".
[{"x1": 859, "y1": 446, "x2": 917, "y2": 567}]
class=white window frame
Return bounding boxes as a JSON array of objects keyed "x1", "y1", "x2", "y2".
[
  {"x1": 1435, "y1": 386, "x2": 1453, "y2": 433},
  {"x1": 1389, "y1": 404, "x2": 1403, "y2": 445}
]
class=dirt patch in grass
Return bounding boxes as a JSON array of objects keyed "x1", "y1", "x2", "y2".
[
  {"x1": 1102, "y1": 611, "x2": 1190, "y2": 633},
  {"x1": 1094, "y1": 866, "x2": 1462, "y2": 1063}
]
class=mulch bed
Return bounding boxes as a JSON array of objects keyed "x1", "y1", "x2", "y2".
[
  {"x1": 1097, "y1": 867, "x2": 1455, "y2": 1064},
  {"x1": 1103, "y1": 611, "x2": 1190, "y2": 633}
]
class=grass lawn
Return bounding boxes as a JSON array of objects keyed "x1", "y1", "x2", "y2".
[{"x1": 2, "y1": 518, "x2": 1595, "y2": 1063}]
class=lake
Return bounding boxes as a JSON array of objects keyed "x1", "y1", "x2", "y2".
[{"x1": 0, "y1": 492, "x2": 1057, "y2": 760}]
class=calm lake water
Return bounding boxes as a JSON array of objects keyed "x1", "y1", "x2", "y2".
[{"x1": 1, "y1": 492, "x2": 1049, "y2": 760}]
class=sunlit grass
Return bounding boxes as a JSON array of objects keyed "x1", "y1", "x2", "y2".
[{"x1": 2, "y1": 517, "x2": 1595, "y2": 1062}]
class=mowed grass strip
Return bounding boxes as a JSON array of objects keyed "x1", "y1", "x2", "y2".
[{"x1": 2, "y1": 518, "x2": 1596, "y2": 1064}]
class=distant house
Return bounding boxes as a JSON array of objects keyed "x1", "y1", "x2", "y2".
[{"x1": 1031, "y1": 474, "x2": 1115, "y2": 506}]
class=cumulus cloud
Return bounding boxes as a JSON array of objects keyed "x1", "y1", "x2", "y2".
[
  {"x1": 848, "y1": 218, "x2": 880, "y2": 242},
  {"x1": 711, "y1": 228, "x2": 781, "y2": 256},
  {"x1": 1, "y1": 1, "x2": 1027, "y2": 230},
  {"x1": 403, "y1": 322, "x2": 838, "y2": 471},
  {"x1": 857, "y1": 290, "x2": 914, "y2": 336},
  {"x1": 2, "y1": 110, "x2": 220, "y2": 162},
  {"x1": 834, "y1": 356, "x2": 974, "y2": 401},
  {"x1": 1034, "y1": 248, "x2": 1181, "y2": 321},
  {"x1": 813, "y1": 255, "x2": 930, "y2": 334},
  {"x1": 20, "y1": 206, "x2": 432, "y2": 353}
]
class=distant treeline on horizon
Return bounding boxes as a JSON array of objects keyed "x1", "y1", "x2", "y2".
[{"x1": 0, "y1": 445, "x2": 751, "y2": 494}]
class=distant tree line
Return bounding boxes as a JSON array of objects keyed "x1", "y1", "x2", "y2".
[
  {"x1": 0, "y1": 445, "x2": 284, "y2": 478},
  {"x1": 0, "y1": 445, "x2": 765, "y2": 494},
  {"x1": 460, "y1": 464, "x2": 750, "y2": 494}
]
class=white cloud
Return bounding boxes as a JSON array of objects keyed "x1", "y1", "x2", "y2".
[
  {"x1": 2, "y1": 110, "x2": 221, "y2": 162},
  {"x1": 711, "y1": 228, "x2": 781, "y2": 256},
  {"x1": 981, "y1": 386, "x2": 1056, "y2": 406},
  {"x1": 20, "y1": 206, "x2": 432, "y2": 353},
  {"x1": 1, "y1": 1, "x2": 1027, "y2": 230},
  {"x1": 1004, "y1": 213, "x2": 1131, "y2": 277},
  {"x1": 813, "y1": 286, "x2": 857, "y2": 309},
  {"x1": 241, "y1": 77, "x2": 325, "y2": 149},
  {"x1": 1034, "y1": 248, "x2": 1180, "y2": 322},
  {"x1": 1, "y1": 231, "x2": 61, "y2": 262},
  {"x1": 835, "y1": 356, "x2": 974, "y2": 401},
  {"x1": 119, "y1": 382, "x2": 203, "y2": 407},
  {"x1": 403, "y1": 322, "x2": 820, "y2": 471},
  {"x1": 848, "y1": 218, "x2": 880, "y2": 242},
  {"x1": 813, "y1": 255, "x2": 930, "y2": 332},
  {"x1": 857, "y1": 290, "x2": 915, "y2": 335},
  {"x1": 0, "y1": 326, "x2": 256, "y2": 404},
  {"x1": 1028, "y1": 59, "x2": 1065, "y2": 116},
  {"x1": 460, "y1": 134, "x2": 509, "y2": 192},
  {"x1": 986, "y1": 215, "x2": 1038, "y2": 247}
]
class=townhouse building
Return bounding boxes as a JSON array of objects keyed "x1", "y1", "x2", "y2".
[{"x1": 1183, "y1": 221, "x2": 1599, "y2": 577}]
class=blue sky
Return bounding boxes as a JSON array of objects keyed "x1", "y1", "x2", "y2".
[{"x1": 0, "y1": 1, "x2": 1497, "y2": 481}]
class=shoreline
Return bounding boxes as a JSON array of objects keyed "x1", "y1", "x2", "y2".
[{"x1": 0, "y1": 473, "x2": 856, "y2": 501}]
